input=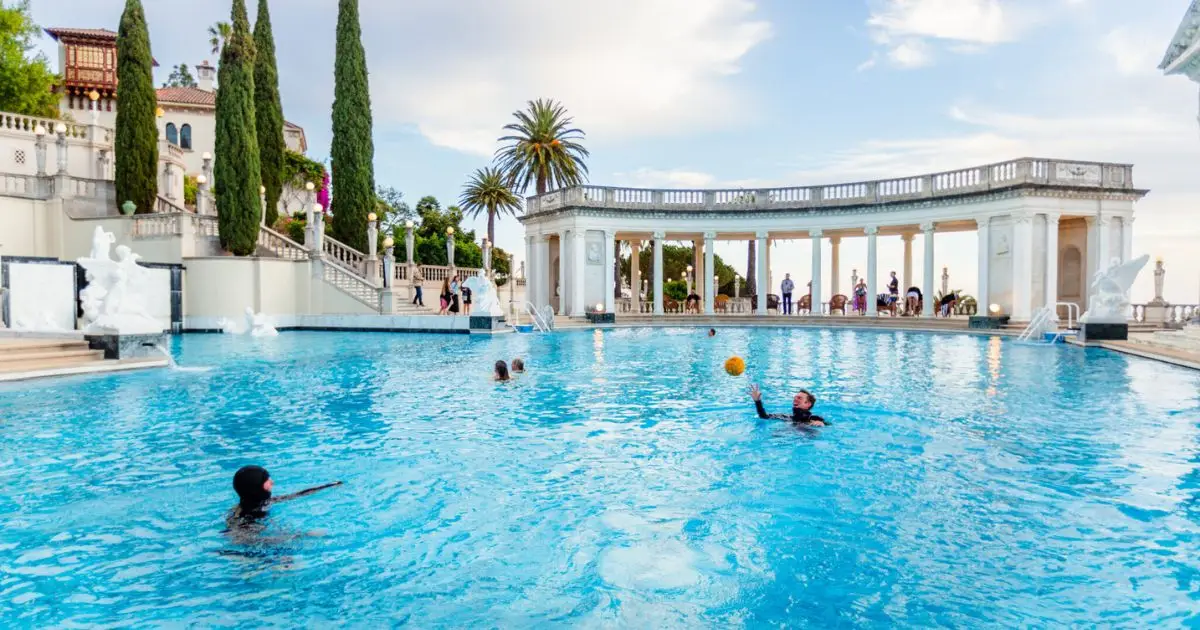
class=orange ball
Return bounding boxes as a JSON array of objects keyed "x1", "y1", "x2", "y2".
[{"x1": 724, "y1": 356, "x2": 745, "y2": 376}]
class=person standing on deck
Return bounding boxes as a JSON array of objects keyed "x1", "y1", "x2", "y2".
[{"x1": 781, "y1": 274, "x2": 795, "y2": 315}]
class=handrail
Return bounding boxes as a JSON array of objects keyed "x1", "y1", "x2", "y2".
[
  {"x1": 322, "y1": 235, "x2": 366, "y2": 273},
  {"x1": 524, "y1": 157, "x2": 1140, "y2": 216},
  {"x1": 525, "y1": 302, "x2": 550, "y2": 332},
  {"x1": 1055, "y1": 301, "x2": 1080, "y2": 330},
  {"x1": 1018, "y1": 306, "x2": 1055, "y2": 343},
  {"x1": 155, "y1": 195, "x2": 189, "y2": 215},
  {"x1": 258, "y1": 226, "x2": 309, "y2": 260},
  {"x1": 323, "y1": 259, "x2": 380, "y2": 311}
]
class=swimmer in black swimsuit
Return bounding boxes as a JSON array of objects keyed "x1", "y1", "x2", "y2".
[
  {"x1": 227, "y1": 465, "x2": 343, "y2": 529},
  {"x1": 749, "y1": 383, "x2": 828, "y2": 427}
]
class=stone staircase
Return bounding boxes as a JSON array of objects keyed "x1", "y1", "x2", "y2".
[{"x1": 0, "y1": 338, "x2": 106, "y2": 374}]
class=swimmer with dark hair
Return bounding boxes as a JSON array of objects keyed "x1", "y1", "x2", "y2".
[
  {"x1": 749, "y1": 383, "x2": 828, "y2": 427},
  {"x1": 494, "y1": 360, "x2": 511, "y2": 382},
  {"x1": 708, "y1": 328, "x2": 717, "y2": 337},
  {"x1": 227, "y1": 465, "x2": 342, "y2": 527},
  {"x1": 511, "y1": 358, "x2": 525, "y2": 373}
]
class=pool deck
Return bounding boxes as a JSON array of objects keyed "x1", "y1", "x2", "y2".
[
  {"x1": 1070, "y1": 334, "x2": 1200, "y2": 371},
  {"x1": 553, "y1": 314, "x2": 1023, "y2": 337}
]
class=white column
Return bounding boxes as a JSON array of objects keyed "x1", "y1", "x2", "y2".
[
  {"x1": 765, "y1": 239, "x2": 773, "y2": 295},
  {"x1": 1096, "y1": 215, "x2": 1112, "y2": 270},
  {"x1": 830, "y1": 236, "x2": 841, "y2": 296},
  {"x1": 603, "y1": 230, "x2": 615, "y2": 314},
  {"x1": 703, "y1": 232, "x2": 716, "y2": 314},
  {"x1": 1120, "y1": 216, "x2": 1134, "y2": 263},
  {"x1": 921, "y1": 222, "x2": 935, "y2": 317},
  {"x1": 630, "y1": 240, "x2": 642, "y2": 314},
  {"x1": 1011, "y1": 213, "x2": 1034, "y2": 320},
  {"x1": 537, "y1": 234, "x2": 552, "y2": 308},
  {"x1": 865, "y1": 226, "x2": 879, "y2": 316},
  {"x1": 571, "y1": 230, "x2": 586, "y2": 317},
  {"x1": 756, "y1": 231, "x2": 769, "y2": 315},
  {"x1": 1045, "y1": 214, "x2": 1060, "y2": 311},
  {"x1": 693, "y1": 240, "x2": 704, "y2": 302},
  {"x1": 1084, "y1": 216, "x2": 1098, "y2": 283},
  {"x1": 524, "y1": 235, "x2": 534, "y2": 306},
  {"x1": 902, "y1": 233, "x2": 914, "y2": 290},
  {"x1": 557, "y1": 231, "x2": 568, "y2": 315},
  {"x1": 810, "y1": 229, "x2": 823, "y2": 315},
  {"x1": 976, "y1": 218, "x2": 990, "y2": 310},
  {"x1": 653, "y1": 231, "x2": 665, "y2": 316}
]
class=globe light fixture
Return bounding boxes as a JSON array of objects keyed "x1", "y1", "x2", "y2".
[
  {"x1": 404, "y1": 220, "x2": 414, "y2": 229},
  {"x1": 196, "y1": 174, "x2": 207, "y2": 185},
  {"x1": 383, "y1": 237, "x2": 394, "y2": 249},
  {"x1": 989, "y1": 303, "x2": 1002, "y2": 315},
  {"x1": 34, "y1": 125, "x2": 46, "y2": 136},
  {"x1": 88, "y1": 90, "x2": 100, "y2": 102},
  {"x1": 686, "y1": 265, "x2": 693, "y2": 273},
  {"x1": 305, "y1": 181, "x2": 314, "y2": 191},
  {"x1": 202, "y1": 152, "x2": 212, "y2": 160},
  {"x1": 259, "y1": 185, "x2": 266, "y2": 194},
  {"x1": 594, "y1": 302, "x2": 605, "y2": 313},
  {"x1": 314, "y1": 203, "x2": 323, "y2": 213},
  {"x1": 446, "y1": 227, "x2": 455, "y2": 236},
  {"x1": 155, "y1": 107, "x2": 164, "y2": 117},
  {"x1": 54, "y1": 123, "x2": 66, "y2": 134},
  {"x1": 367, "y1": 212, "x2": 377, "y2": 222}
]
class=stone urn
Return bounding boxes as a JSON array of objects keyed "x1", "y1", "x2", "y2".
[{"x1": 120, "y1": 200, "x2": 136, "y2": 216}]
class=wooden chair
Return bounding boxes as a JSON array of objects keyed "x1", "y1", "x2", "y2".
[
  {"x1": 797, "y1": 294, "x2": 812, "y2": 315},
  {"x1": 715, "y1": 294, "x2": 729, "y2": 313},
  {"x1": 876, "y1": 294, "x2": 897, "y2": 316},
  {"x1": 664, "y1": 298, "x2": 680, "y2": 313},
  {"x1": 829, "y1": 294, "x2": 848, "y2": 315}
]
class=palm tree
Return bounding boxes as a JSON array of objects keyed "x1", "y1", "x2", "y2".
[
  {"x1": 458, "y1": 166, "x2": 522, "y2": 246},
  {"x1": 495, "y1": 98, "x2": 589, "y2": 195},
  {"x1": 208, "y1": 21, "x2": 231, "y2": 56}
]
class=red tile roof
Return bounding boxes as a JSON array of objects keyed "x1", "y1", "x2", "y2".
[
  {"x1": 45, "y1": 27, "x2": 117, "y2": 41},
  {"x1": 156, "y1": 87, "x2": 215, "y2": 107}
]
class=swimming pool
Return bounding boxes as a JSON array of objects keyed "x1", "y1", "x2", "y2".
[{"x1": 2, "y1": 328, "x2": 1198, "y2": 626}]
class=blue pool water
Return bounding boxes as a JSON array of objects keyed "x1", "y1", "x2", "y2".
[{"x1": 2, "y1": 328, "x2": 1199, "y2": 627}]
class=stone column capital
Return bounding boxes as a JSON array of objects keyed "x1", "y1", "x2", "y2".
[
  {"x1": 1045, "y1": 212, "x2": 1061, "y2": 225},
  {"x1": 864, "y1": 226, "x2": 879, "y2": 236},
  {"x1": 703, "y1": 231, "x2": 717, "y2": 240},
  {"x1": 976, "y1": 216, "x2": 991, "y2": 229},
  {"x1": 900, "y1": 232, "x2": 915, "y2": 242},
  {"x1": 755, "y1": 230, "x2": 769, "y2": 239},
  {"x1": 810, "y1": 229, "x2": 824, "y2": 238},
  {"x1": 829, "y1": 235, "x2": 841, "y2": 245},
  {"x1": 652, "y1": 230, "x2": 666, "y2": 239},
  {"x1": 1013, "y1": 212, "x2": 1035, "y2": 225},
  {"x1": 1123, "y1": 215, "x2": 1135, "y2": 225},
  {"x1": 602, "y1": 228, "x2": 615, "y2": 239},
  {"x1": 920, "y1": 221, "x2": 935, "y2": 233},
  {"x1": 572, "y1": 230, "x2": 586, "y2": 241}
]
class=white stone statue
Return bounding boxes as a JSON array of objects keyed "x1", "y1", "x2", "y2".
[
  {"x1": 219, "y1": 307, "x2": 277, "y2": 336},
  {"x1": 463, "y1": 274, "x2": 504, "y2": 317},
  {"x1": 77, "y1": 227, "x2": 163, "y2": 335},
  {"x1": 1079, "y1": 254, "x2": 1150, "y2": 324}
]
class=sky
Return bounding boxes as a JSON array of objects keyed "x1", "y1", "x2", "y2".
[{"x1": 29, "y1": 0, "x2": 1200, "y2": 304}]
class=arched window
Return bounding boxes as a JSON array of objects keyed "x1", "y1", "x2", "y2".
[
  {"x1": 180, "y1": 124, "x2": 192, "y2": 150},
  {"x1": 165, "y1": 123, "x2": 178, "y2": 146}
]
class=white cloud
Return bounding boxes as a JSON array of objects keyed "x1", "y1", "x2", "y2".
[
  {"x1": 612, "y1": 169, "x2": 719, "y2": 189},
  {"x1": 887, "y1": 39, "x2": 933, "y2": 68},
  {"x1": 1102, "y1": 27, "x2": 1162, "y2": 76},
  {"x1": 867, "y1": 0, "x2": 1017, "y2": 45},
  {"x1": 364, "y1": 0, "x2": 772, "y2": 157}
]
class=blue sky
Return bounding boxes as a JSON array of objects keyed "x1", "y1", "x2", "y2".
[{"x1": 30, "y1": 0, "x2": 1200, "y2": 303}]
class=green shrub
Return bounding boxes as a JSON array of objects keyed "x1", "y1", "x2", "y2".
[
  {"x1": 183, "y1": 174, "x2": 198, "y2": 207},
  {"x1": 664, "y1": 280, "x2": 687, "y2": 301}
]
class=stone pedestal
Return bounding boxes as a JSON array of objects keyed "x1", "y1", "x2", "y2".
[
  {"x1": 969, "y1": 315, "x2": 1010, "y2": 330},
  {"x1": 586, "y1": 312, "x2": 616, "y2": 324},
  {"x1": 85, "y1": 332, "x2": 168, "y2": 360},
  {"x1": 469, "y1": 315, "x2": 506, "y2": 331},
  {"x1": 1144, "y1": 304, "x2": 1167, "y2": 327},
  {"x1": 1079, "y1": 323, "x2": 1128, "y2": 342}
]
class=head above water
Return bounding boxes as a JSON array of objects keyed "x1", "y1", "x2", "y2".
[
  {"x1": 708, "y1": 328, "x2": 716, "y2": 337},
  {"x1": 233, "y1": 465, "x2": 273, "y2": 510},
  {"x1": 494, "y1": 360, "x2": 510, "y2": 381},
  {"x1": 792, "y1": 390, "x2": 816, "y2": 412},
  {"x1": 511, "y1": 358, "x2": 525, "y2": 372}
]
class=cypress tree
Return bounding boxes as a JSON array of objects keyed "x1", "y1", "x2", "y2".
[
  {"x1": 253, "y1": 0, "x2": 284, "y2": 227},
  {"x1": 330, "y1": 0, "x2": 376, "y2": 251},
  {"x1": 214, "y1": 0, "x2": 262, "y2": 255},
  {"x1": 114, "y1": 0, "x2": 158, "y2": 215}
]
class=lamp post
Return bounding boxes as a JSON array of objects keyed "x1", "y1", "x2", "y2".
[
  {"x1": 382, "y1": 236, "x2": 395, "y2": 289},
  {"x1": 33, "y1": 125, "x2": 47, "y2": 176},
  {"x1": 686, "y1": 264, "x2": 694, "y2": 297},
  {"x1": 88, "y1": 89, "x2": 100, "y2": 125},
  {"x1": 446, "y1": 226, "x2": 456, "y2": 275},
  {"x1": 54, "y1": 122, "x2": 68, "y2": 175},
  {"x1": 201, "y1": 152, "x2": 214, "y2": 211},
  {"x1": 482, "y1": 237, "x2": 492, "y2": 279},
  {"x1": 713, "y1": 274, "x2": 719, "y2": 299},
  {"x1": 734, "y1": 273, "x2": 741, "y2": 299},
  {"x1": 364, "y1": 212, "x2": 379, "y2": 282},
  {"x1": 196, "y1": 174, "x2": 208, "y2": 215},
  {"x1": 259, "y1": 185, "x2": 267, "y2": 226}
]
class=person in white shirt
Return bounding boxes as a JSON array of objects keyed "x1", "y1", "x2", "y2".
[{"x1": 781, "y1": 274, "x2": 795, "y2": 315}]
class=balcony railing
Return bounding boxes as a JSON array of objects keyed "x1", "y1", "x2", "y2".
[{"x1": 524, "y1": 157, "x2": 1139, "y2": 216}]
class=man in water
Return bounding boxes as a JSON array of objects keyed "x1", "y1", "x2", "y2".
[
  {"x1": 708, "y1": 328, "x2": 716, "y2": 337},
  {"x1": 227, "y1": 465, "x2": 343, "y2": 529},
  {"x1": 511, "y1": 358, "x2": 525, "y2": 373},
  {"x1": 749, "y1": 383, "x2": 827, "y2": 427}
]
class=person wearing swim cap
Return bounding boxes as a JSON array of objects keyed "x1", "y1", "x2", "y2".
[
  {"x1": 748, "y1": 383, "x2": 827, "y2": 427},
  {"x1": 228, "y1": 465, "x2": 343, "y2": 525}
]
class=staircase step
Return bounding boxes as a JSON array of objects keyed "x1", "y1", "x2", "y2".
[
  {"x1": 0, "y1": 353, "x2": 108, "y2": 374},
  {"x1": 0, "y1": 348, "x2": 103, "y2": 364}
]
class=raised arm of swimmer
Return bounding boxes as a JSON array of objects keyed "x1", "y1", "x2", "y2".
[
  {"x1": 272, "y1": 481, "x2": 344, "y2": 503},
  {"x1": 749, "y1": 384, "x2": 828, "y2": 426}
]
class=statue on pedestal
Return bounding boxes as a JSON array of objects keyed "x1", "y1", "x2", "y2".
[
  {"x1": 1079, "y1": 255, "x2": 1150, "y2": 324},
  {"x1": 463, "y1": 274, "x2": 504, "y2": 317},
  {"x1": 77, "y1": 227, "x2": 162, "y2": 335}
]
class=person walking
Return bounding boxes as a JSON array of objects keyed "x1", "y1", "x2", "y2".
[
  {"x1": 781, "y1": 274, "x2": 795, "y2": 315},
  {"x1": 438, "y1": 277, "x2": 452, "y2": 315},
  {"x1": 411, "y1": 267, "x2": 425, "y2": 306}
]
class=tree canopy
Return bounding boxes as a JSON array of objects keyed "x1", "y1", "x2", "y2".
[
  {"x1": 163, "y1": 63, "x2": 197, "y2": 88},
  {"x1": 0, "y1": 1, "x2": 58, "y2": 118}
]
